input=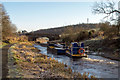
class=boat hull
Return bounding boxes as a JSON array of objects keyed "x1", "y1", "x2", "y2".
[
  {"x1": 47, "y1": 46, "x2": 66, "y2": 55},
  {"x1": 65, "y1": 50, "x2": 88, "y2": 58},
  {"x1": 47, "y1": 46, "x2": 88, "y2": 58}
]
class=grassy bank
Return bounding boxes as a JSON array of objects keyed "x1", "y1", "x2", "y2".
[
  {"x1": 84, "y1": 38, "x2": 120, "y2": 61},
  {"x1": 0, "y1": 41, "x2": 8, "y2": 48},
  {"x1": 7, "y1": 41, "x2": 97, "y2": 79}
]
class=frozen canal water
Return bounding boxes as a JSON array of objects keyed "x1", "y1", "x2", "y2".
[{"x1": 34, "y1": 44, "x2": 119, "y2": 78}]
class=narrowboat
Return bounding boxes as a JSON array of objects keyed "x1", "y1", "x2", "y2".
[
  {"x1": 47, "y1": 42, "x2": 88, "y2": 58},
  {"x1": 65, "y1": 42, "x2": 88, "y2": 58},
  {"x1": 47, "y1": 43, "x2": 66, "y2": 55}
]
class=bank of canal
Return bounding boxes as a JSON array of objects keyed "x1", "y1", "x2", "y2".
[{"x1": 34, "y1": 44, "x2": 119, "y2": 78}]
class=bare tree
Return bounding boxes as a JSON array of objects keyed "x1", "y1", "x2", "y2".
[
  {"x1": 92, "y1": 0, "x2": 120, "y2": 35},
  {"x1": 0, "y1": 4, "x2": 17, "y2": 40},
  {"x1": 92, "y1": 1, "x2": 120, "y2": 15}
]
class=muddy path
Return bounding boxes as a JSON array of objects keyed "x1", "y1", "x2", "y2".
[{"x1": 1, "y1": 44, "x2": 13, "y2": 78}]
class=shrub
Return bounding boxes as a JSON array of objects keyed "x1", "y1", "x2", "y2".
[
  {"x1": 104, "y1": 26, "x2": 118, "y2": 39},
  {"x1": 77, "y1": 31, "x2": 89, "y2": 41},
  {"x1": 4, "y1": 35, "x2": 28, "y2": 43}
]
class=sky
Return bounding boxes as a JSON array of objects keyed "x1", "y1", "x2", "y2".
[{"x1": 1, "y1": 0, "x2": 119, "y2": 32}]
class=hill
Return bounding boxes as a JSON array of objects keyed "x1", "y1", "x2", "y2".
[
  {"x1": 33, "y1": 23, "x2": 98, "y2": 34},
  {"x1": 26, "y1": 23, "x2": 98, "y2": 40}
]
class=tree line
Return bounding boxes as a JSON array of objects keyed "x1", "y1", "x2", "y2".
[
  {"x1": 0, "y1": 4, "x2": 17, "y2": 40},
  {"x1": 60, "y1": 1, "x2": 120, "y2": 43}
]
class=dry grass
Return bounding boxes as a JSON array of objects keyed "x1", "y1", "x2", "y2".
[
  {"x1": 0, "y1": 42, "x2": 8, "y2": 48},
  {"x1": 8, "y1": 42, "x2": 97, "y2": 79}
]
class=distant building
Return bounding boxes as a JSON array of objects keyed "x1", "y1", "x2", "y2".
[{"x1": 36, "y1": 37, "x2": 49, "y2": 43}]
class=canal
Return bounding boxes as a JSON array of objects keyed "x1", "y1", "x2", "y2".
[{"x1": 34, "y1": 44, "x2": 119, "y2": 78}]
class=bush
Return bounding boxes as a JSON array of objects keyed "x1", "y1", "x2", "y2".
[
  {"x1": 77, "y1": 31, "x2": 89, "y2": 41},
  {"x1": 104, "y1": 26, "x2": 118, "y2": 39},
  {"x1": 98, "y1": 22, "x2": 110, "y2": 30},
  {"x1": 88, "y1": 29, "x2": 96, "y2": 38},
  {"x1": 4, "y1": 35, "x2": 28, "y2": 43}
]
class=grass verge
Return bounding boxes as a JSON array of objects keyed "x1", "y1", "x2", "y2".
[{"x1": 8, "y1": 41, "x2": 97, "y2": 79}]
